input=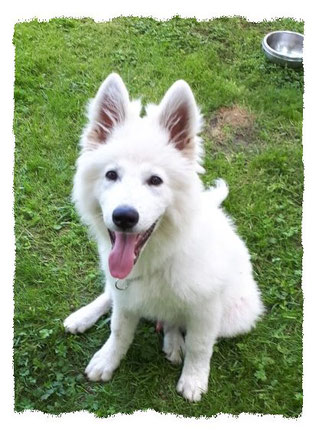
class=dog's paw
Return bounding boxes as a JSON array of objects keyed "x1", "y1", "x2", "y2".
[
  {"x1": 165, "y1": 347, "x2": 183, "y2": 365},
  {"x1": 85, "y1": 349, "x2": 114, "y2": 382},
  {"x1": 64, "y1": 307, "x2": 97, "y2": 334},
  {"x1": 163, "y1": 328, "x2": 185, "y2": 365},
  {"x1": 176, "y1": 374, "x2": 208, "y2": 402}
]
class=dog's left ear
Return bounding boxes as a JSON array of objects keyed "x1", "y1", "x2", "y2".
[{"x1": 158, "y1": 80, "x2": 201, "y2": 159}]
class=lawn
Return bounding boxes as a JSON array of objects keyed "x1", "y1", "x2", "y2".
[{"x1": 13, "y1": 16, "x2": 303, "y2": 417}]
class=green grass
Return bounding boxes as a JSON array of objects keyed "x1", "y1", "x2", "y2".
[{"x1": 13, "y1": 16, "x2": 303, "y2": 417}]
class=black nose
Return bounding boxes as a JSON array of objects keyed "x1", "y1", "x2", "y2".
[{"x1": 112, "y1": 206, "x2": 139, "y2": 230}]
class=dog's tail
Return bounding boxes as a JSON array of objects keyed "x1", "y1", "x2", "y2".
[{"x1": 206, "y1": 178, "x2": 229, "y2": 207}]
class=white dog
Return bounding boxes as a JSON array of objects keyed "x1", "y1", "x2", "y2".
[{"x1": 64, "y1": 73, "x2": 264, "y2": 402}]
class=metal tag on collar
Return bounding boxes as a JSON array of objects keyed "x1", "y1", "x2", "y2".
[{"x1": 115, "y1": 279, "x2": 130, "y2": 291}]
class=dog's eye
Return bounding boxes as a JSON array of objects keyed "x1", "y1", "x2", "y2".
[
  {"x1": 105, "y1": 170, "x2": 118, "y2": 181},
  {"x1": 148, "y1": 175, "x2": 163, "y2": 186}
]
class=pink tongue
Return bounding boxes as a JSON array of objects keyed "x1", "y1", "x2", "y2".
[{"x1": 108, "y1": 232, "x2": 138, "y2": 279}]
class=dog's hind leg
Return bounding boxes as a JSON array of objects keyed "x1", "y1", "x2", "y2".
[
  {"x1": 218, "y1": 279, "x2": 264, "y2": 338},
  {"x1": 163, "y1": 324, "x2": 185, "y2": 365},
  {"x1": 64, "y1": 286, "x2": 112, "y2": 334}
]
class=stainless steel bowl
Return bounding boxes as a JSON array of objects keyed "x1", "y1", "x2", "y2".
[{"x1": 262, "y1": 31, "x2": 303, "y2": 68}]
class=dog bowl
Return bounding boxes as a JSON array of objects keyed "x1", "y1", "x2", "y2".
[{"x1": 262, "y1": 30, "x2": 303, "y2": 68}]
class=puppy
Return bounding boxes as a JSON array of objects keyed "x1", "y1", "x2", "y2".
[{"x1": 64, "y1": 73, "x2": 264, "y2": 401}]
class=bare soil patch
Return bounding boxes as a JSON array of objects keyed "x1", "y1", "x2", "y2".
[{"x1": 205, "y1": 106, "x2": 256, "y2": 152}]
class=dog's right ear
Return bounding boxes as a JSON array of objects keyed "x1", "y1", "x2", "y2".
[{"x1": 83, "y1": 73, "x2": 129, "y2": 150}]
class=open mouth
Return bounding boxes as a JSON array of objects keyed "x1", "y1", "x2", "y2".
[{"x1": 108, "y1": 222, "x2": 156, "y2": 279}]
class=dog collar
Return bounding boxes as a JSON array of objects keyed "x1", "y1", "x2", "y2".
[{"x1": 114, "y1": 276, "x2": 141, "y2": 291}]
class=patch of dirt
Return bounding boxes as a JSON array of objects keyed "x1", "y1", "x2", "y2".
[{"x1": 205, "y1": 106, "x2": 256, "y2": 152}]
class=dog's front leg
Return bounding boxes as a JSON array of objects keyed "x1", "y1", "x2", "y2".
[
  {"x1": 177, "y1": 300, "x2": 222, "y2": 402},
  {"x1": 64, "y1": 287, "x2": 112, "y2": 334},
  {"x1": 85, "y1": 305, "x2": 139, "y2": 382}
]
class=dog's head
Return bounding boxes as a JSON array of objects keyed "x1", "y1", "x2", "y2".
[{"x1": 73, "y1": 73, "x2": 203, "y2": 279}]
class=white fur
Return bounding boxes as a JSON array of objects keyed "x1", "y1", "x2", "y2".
[{"x1": 64, "y1": 73, "x2": 264, "y2": 402}]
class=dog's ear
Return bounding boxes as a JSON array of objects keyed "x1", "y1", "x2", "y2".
[
  {"x1": 84, "y1": 73, "x2": 129, "y2": 150},
  {"x1": 158, "y1": 80, "x2": 201, "y2": 159}
]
